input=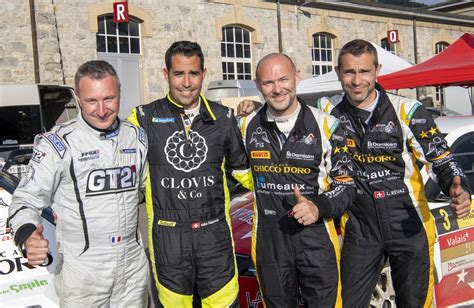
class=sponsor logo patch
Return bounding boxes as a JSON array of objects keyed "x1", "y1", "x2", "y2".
[
  {"x1": 253, "y1": 164, "x2": 311, "y2": 174},
  {"x1": 86, "y1": 165, "x2": 137, "y2": 195},
  {"x1": 101, "y1": 129, "x2": 119, "y2": 139},
  {"x1": 351, "y1": 153, "x2": 396, "y2": 163},
  {"x1": 285, "y1": 151, "x2": 314, "y2": 161},
  {"x1": 332, "y1": 156, "x2": 353, "y2": 174},
  {"x1": 256, "y1": 176, "x2": 312, "y2": 192},
  {"x1": 289, "y1": 133, "x2": 317, "y2": 145},
  {"x1": 264, "y1": 209, "x2": 276, "y2": 216},
  {"x1": 346, "y1": 138, "x2": 356, "y2": 148},
  {"x1": 18, "y1": 166, "x2": 35, "y2": 188},
  {"x1": 370, "y1": 121, "x2": 398, "y2": 133},
  {"x1": 31, "y1": 150, "x2": 46, "y2": 163},
  {"x1": 250, "y1": 127, "x2": 270, "y2": 148},
  {"x1": 157, "y1": 220, "x2": 177, "y2": 227},
  {"x1": 120, "y1": 148, "x2": 136, "y2": 154},
  {"x1": 138, "y1": 106, "x2": 145, "y2": 116},
  {"x1": 138, "y1": 127, "x2": 147, "y2": 146},
  {"x1": 251, "y1": 151, "x2": 271, "y2": 159},
  {"x1": 152, "y1": 117, "x2": 175, "y2": 123},
  {"x1": 44, "y1": 133, "x2": 66, "y2": 158},
  {"x1": 373, "y1": 188, "x2": 406, "y2": 199},
  {"x1": 411, "y1": 118, "x2": 426, "y2": 124},
  {"x1": 339, "y1": 115, "x2": 355, "y2": 133},
  {"x1": 165, "y1": 130, "x2": 207, "y2": 172},
  {"x1": 78, "y1": 150, "x2": 100, "y2": 162},
  {"x1": 367, "y1": 141, "x2": 398, "y2": 149}
]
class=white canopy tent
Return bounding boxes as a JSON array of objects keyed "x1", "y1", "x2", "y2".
[{"x1": 297, "y1": 42, "x2": 412, "y2": 99}]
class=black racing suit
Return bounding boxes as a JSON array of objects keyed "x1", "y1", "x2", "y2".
[
  {"x1": 318, "y1": 84, "x2": 471, "y2": 307},
  {"x1": 128, "y1": 94, "x2": 253, "y2": 307},
  {"x1": 241, "y1": 100, "x2": 355, "y2": 307}
]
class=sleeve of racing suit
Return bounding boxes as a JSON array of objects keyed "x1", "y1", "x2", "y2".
[
  {"x1": 308, "y1": 117, "x2": 356, "y2": 218},
  {"x1": 226, "y1": 110, "x2": 254, "y2": 191},
  {"x1": 406, "y1": 104, "x2": 471, "y2": 197},
  {"x1": 8, "y1": 134, "x2": 65, "y2": 247}
]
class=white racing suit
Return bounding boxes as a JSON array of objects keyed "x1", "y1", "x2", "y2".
[{"x1": 8, "y1": 113, "x2": 149, "y2": 307}]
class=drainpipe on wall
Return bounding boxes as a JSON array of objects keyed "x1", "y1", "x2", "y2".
[
  {"x1": 29, "y1": 0, "x2": 40, "y2": 83},
  {"x1": 277, "y1": 0, "x2": 283, "y2": 53},
  {"x1": 412, "y1": 15, "x2": 420, "y2": 100}
]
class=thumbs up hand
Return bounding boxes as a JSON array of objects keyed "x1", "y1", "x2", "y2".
[
  {"x1": 25, "y1": 224, "x2": 50, "y2": 266},
  {"x1": 449, "y1": 176, "x2": 471, "y2": 219},
  {"x1": 292, "y1": 186, "x2": 319, "y2": 226}
]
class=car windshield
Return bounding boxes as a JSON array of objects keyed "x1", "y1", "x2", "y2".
[{"x1": 0, "y1": 105, "x2": 41, "y2": 146}]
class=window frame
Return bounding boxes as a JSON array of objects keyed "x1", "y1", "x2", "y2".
[
  {"x1": 96, "y1": 15, "x2": 141, "y2": 54},
  {"x1": 311, "y1": 33, "x2": 334, "y2": 77},
  {"x1": 221, "y1": 26, "x2": 253, "y2": 80},
  {"x1": 380, "y1": 37, "x2": 396, "y2": 55}
]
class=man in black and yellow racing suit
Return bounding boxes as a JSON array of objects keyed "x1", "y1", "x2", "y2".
[
  {"x1": 128, "y1": 41, "x2": 253, "y2": 307},
  {"x1": 240, "y1": 53, "x2": 356, "y2": 307},
  {"x1": 317, "y1": 39, "x2": 472, "y2": 307}
]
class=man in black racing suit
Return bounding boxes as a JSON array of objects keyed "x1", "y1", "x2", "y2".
[
  {"x1": 128, "y1": 41, "x2": 253, "y2": 307},
  {"x1": 317, "y1": 39, "x2": 472, "y2": 307},
  {"x1": 240, "y1": 53, "x2": 355, "y2": 307}
]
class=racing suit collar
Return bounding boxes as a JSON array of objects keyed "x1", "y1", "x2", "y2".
[
  {"x1": 342, "y1": 83, "x2": 389, "y2": 125},
  {"x1": 259, "y1": 96, "x2": 307, "y2": 138},
  {"x1": 342, "y1": 83, "x2": 392, "y2": 135},
  {"x1": 166, "y1": 93, "x2": 217, "y2": 122},
  {"x1": 78, "y1": 111, "x2": 121, "y2": 139}
]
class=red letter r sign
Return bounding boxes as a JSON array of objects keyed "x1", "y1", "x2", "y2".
[{"x1": 113, "y1": 2, "x2": 129, "y2": 23}]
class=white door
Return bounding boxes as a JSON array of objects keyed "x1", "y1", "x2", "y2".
[{"x1": 97, "y1": 53, "x2": 143, "y2": 120}]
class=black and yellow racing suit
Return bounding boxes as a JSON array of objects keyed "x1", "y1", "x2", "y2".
[
  {"x1": 240, "y1": 100, "x2": 355, "y2": 307},
  {"x1": 129, "y1": 94, "x2": 253, "y2": 307},
  {"x1": 318, "y1": 84, "x2": 471, "y2": 307}
]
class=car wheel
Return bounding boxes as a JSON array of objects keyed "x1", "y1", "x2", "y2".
[{"x1": 370, "y1": 265, "x2": 396, "y2": 308}]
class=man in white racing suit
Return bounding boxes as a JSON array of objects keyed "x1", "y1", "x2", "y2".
[{"x1": 8, "y1": 60, "x2": 149, "y2": 307}]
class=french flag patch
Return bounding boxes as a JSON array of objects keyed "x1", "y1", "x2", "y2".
[{"x1": 110, "y1": 235, "x2": 122, "y2": 245}]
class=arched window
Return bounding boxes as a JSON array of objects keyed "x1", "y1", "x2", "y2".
[
  {"x1": 311, "y1": 33, "x2": 333, "y2": 77},
  {"x1": 96, "y1": 16, "x2": 141, "y2": 54},
  {"x1": 380, "y1": 38, "x2": 396, "y2": 54},
  {"x1": 435, "y1": 42, "x2": 449, "y2": 103},
  {"x1": 221, "y1": 26, "x2": 252, "y2": 80},
  {"x1": 435, "y1": 41, "x2": 449, "y2": 54}
]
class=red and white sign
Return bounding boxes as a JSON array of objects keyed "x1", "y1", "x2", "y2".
[
  {"x1": 435, "y1": 267, "x2": 474, "y2": 307},
  {"x1": 113, "y1": 2, "x2": 129, "y2": 23},
  {"x1": 387, "y1": 30, "x2": 399, "y2": 44},
  {"x1": 439, "y1": 227, "x2": 474, "y2": 250}
]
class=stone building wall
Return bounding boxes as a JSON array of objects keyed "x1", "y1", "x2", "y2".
[
  {"x1": 1, "y1": 1, "x2": 36, "y2": 83},
  {"x1": 1, "y1": 0, "x2": 472, "y2": 103}
]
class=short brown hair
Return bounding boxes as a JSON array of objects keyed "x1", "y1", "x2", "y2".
[
  {"x1": 338, "y1": 39, "x2": 378, "y2": 68},
  {"x1": 74, "y1": 60, "x2": 120, "y2": 95}
]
